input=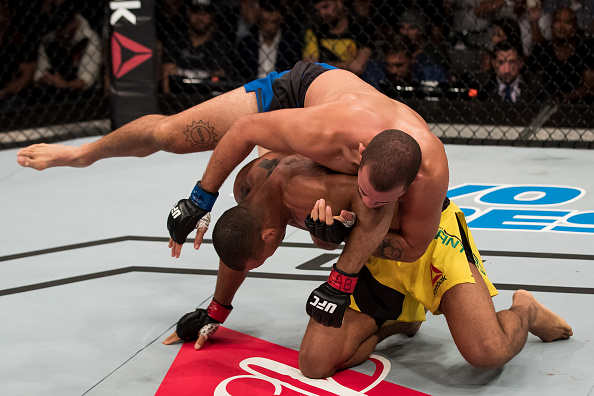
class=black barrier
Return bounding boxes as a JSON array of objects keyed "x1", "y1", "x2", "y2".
[
  {"x1": 109, "y1": 0, "x2": 158, "y2": 127},
  {"x1": 0, "y1": 0, "x2": 593, "y2": 149}
]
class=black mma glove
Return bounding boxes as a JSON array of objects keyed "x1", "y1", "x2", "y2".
[
  {"x1": 167, "y1": 181, "x2": 219, "y2": 244},
  {"x1": 304, "y1": 212, "x2": 356, "y2": 244},
  {"x1": 306, "y1": 264, "x2": 359, "y2": 328},
  {"x1": 176, "y1": 299, "x2": 233, "y2": 341}
]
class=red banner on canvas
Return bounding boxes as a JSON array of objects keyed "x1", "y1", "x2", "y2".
[{"x1": 156, "y1": 327, "x2": 428, "y2": 396}]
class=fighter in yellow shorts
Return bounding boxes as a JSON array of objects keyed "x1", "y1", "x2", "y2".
[
  {"x1": 163, "y1": 151, "x2": 572, "y2": 380},
  {"x1": 350, "y1": 199, "x2": 498, "y2": 324}
]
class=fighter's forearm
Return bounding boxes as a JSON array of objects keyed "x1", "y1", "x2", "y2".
[
  {"x1": 334, "y1": 205, "x2": 394, "y2": 274},
  {"x1": 200, "y1": 118, "x2": 255, "y2": 192},
  {"x1": 79, "y1": 114, "x2": 167, "y2": 165},
  {"x1": 212, "y1": 260, "x2": 248, "y2": 306}
]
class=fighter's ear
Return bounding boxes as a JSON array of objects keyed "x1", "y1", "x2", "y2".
[
  {"x1": 261, "y1": 228, "x2": 279, "y2": 242},
  {"x1": 358, "y1": 142, "x2": 366, "y2": 155}
]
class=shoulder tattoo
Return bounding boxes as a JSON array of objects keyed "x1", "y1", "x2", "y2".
[
  {"x1": 257, "y1": 158, "x2": 280, "y2": 177},
  {"x1": 375, "y1": 239, "x2": 404, "y2": 261}
]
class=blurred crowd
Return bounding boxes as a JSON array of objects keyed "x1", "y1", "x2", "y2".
[{"x1": 2, "y1": 0, "x2": 594, "y2": 110}]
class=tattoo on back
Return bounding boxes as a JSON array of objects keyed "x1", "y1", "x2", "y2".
[
  {"x1": 184, "y1": 120, "x2": 218, "y2": 150},
  {"x1": 258, "y1": 158, "x2": 280, "y2": 176}
]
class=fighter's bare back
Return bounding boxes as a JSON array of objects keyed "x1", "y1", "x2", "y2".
[{"x1": 233, "y1": 152, "x2": 398, "y2": 231}]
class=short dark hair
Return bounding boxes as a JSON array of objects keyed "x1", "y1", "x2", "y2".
[
  {"x1": 212, "y1": 206, "x2": 263, "y2": 271},
  {"x1": 385, "y1": 36, "x2": 413, "y2": 59},
  {"x1": 493, "y1": 40, "x2": 522, "y2": 58},
  {"x1": 360, "y1": 129, "x2": 422, "y2": 191}
]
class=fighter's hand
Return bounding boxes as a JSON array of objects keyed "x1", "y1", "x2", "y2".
[
  {"x1": 163, "y1": 300, "x2": 233, "y2": 350},
  {"x1": 305, "y1": 199, "x2": 357, "y2": 244},
  {"x1": 162, "y1": 326, "x2": 215, "y2": 351},
  {"x1": 168, "y1": 212, "x2": 211, "y2": 258},
  {"x1": 167, "y1": 182, "x2": 218, "y2": 257},
  {"x1": 168, "y1": 238, "x2": 184, "y2": 258},
  {"x1": 306, "y1": 264, "x2": 359, "y2": 327},
  {"x1": 162, "y1": 327, "x2": 215, "y2": 351}
]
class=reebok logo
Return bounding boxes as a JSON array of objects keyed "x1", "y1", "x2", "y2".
[
  {"x1": 309, "y1": 295, "x2": 337, "y2": 313},
  {"x1": 431, "y1": 264, "x2": 446, "y2": 296},
  {"x1": 110, "y1": 1, "x2": 141, "y2": 25},
  {"x1": 111, "y1": 32, "x2": 152, "y2": 78},
  {"x1": 430, "y1": 264, "x2": 443, "y2": 286}
]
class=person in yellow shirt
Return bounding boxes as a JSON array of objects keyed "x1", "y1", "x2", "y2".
[{"x1": 302, "y1": 0, "x2": 372, "y2": 75}]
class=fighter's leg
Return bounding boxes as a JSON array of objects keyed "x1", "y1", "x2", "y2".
[
  {"x1": 337, "y1": 320, "x2": 422, "y2": 372},
  {"x1": 17, "y1": 87, "x2": 258, "y2": 170},
  {"x1": 440, "y1": 261, "x2": 572, "y2": 369},
  {"x1": 299, "y1": 308, "x2": 378, "y2": 379},
  {"x1": 376, "y1": 320, "x2": 422, "y2": 340}
]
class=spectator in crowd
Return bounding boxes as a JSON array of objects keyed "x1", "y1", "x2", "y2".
[
  {"x1": 349, "y1": 0, "x2": 401, "y2": 54},
  {"x1": 373, "y1": 38, "x2": 420, "y2": 100},
  {"x1": 234, "y1": 0, "x2": 261, "y2": 42},
  {"x1": 156, "y1": 0, "x2": 188, "y2": 47},
  {"x1": 33, "y1": 3, "x2": 102, "y2": 95},
  {"x1": 477, "y1": 40, "x2": 542, "y2": 103},
  {"x1": 162, "y1": 0, "x2": 235, "y2": 94},
  {"x1": 398, "y1": 11, "x2": 449, "y2": 83},
  {"x1": 445, "y1": 0, "x2": 518, "y2": 48},
  {"x1": 480, "y1": 17, "x2": 523, "y2": 72},
  {"x1": 220, "y1": 0, "x2": 261, "y2": 43},
  {"x1": 543, "y1": 0, "x2": 594, "y2": 35},
  {"x1": 0, "y1": 2, "x2": 38, "y2": 100},
  {"x1": 491, "y1": 17, "x2": 524, "y2": 51},
  {"x1": 236, "y1": 0, "x2": 303, "y2": 80},
  {"x1": 302, "y1": 0, "x2": 372, "y2": 75},
  {"x1": 528, "y1": 6, "x2": 593, "y2": 100},
  {"x1": 382, "y1": 41, "x2": 415, "y2": 86},
  {"x1": 516, "y1": 0, "x2": 552, "y2": 56}
]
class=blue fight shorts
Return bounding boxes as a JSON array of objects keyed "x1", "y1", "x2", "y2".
[{"x1": 243, "y1": 61, "x2": 337, "y2": 112}]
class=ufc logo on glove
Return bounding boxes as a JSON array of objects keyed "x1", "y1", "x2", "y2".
[
  {"x1": 171, "y1": 206, "x2": 182, "y2": 219},
  {"x1": 308, "y1": 295, "x2": 338, "y2": 314},
  {"x1": 305, "y1": 264, "x2": 359, "y2": 328}
]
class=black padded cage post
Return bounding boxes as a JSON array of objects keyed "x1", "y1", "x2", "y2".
[{"x1": 109, "y1": 0, "x2": 158, "y2": 128}]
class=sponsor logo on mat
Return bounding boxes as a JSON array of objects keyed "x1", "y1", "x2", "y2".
[
  {"x1": 449, "y1": 184, "x2": 594, "y2": 234},
  {"x1": 156, "y1": 327, "x2": 428, "y2": 396}
]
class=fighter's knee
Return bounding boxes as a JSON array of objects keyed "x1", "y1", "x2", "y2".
[
  {"x1": 459, "y1": 338, "x2": 512, "y2": 369},
  {"x1": 153, "y1": 117, "x2": 181, "y2": 153},
  {"x1": 299, "y1": 350, "x2": 337, "y2": 379}
]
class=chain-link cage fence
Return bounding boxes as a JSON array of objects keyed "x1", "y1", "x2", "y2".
[
  {"x1": 0, "y1": 0, "x2": 109, "y2": 148},
  {"x1": 1, "y1": 0, "x2": 594, "y2": 149}
]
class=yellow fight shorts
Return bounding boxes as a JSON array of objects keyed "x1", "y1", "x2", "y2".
[{"x1": 349, "y1": 199, "x2": 498, "y2": 324}]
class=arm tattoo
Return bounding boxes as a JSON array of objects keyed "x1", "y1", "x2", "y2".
[
  {"x1": 257, "y1": 158, "x2": 280, "y2": 177},
  {"x1": 183, "y1": 120, "x2": 218, "y2": 150},
  {"x1": 374, "y1": 238, "x2": 404, "y2": 261}
]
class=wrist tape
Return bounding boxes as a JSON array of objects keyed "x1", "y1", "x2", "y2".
[
  {"x1": 190, "y1": 181, "x2": 219, "y2": 211},
  {"x1": 207, "y1": 299, "x2": 233, "y2": 323},
  {"x1": 327, "y1": 264, "x2": 359, "y2": 294}
]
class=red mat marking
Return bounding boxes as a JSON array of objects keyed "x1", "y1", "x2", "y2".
[{"x1": 157, "y1": 327, "x2": 428, "y2": 395}]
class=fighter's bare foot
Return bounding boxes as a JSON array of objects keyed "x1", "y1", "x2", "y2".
[
  {"x1": 514, "y1": 289, "x2": 573, "y2": 342},
  {"x1": 16, "y1": 144, "x2": 87, "y2": 170}
]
